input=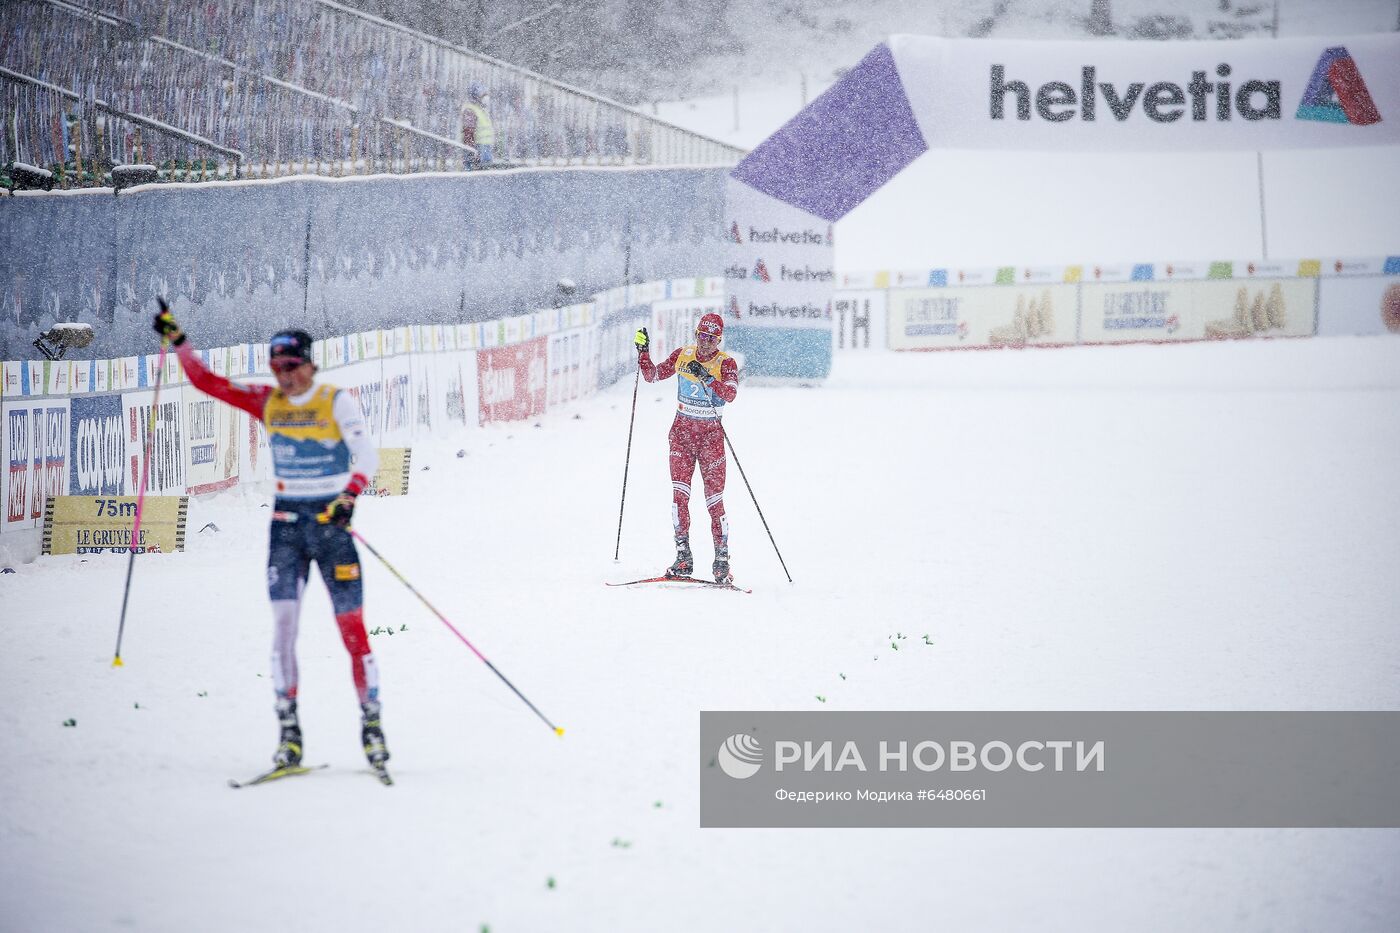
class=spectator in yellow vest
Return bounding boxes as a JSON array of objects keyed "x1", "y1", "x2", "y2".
[{"x1": 462, "y1": 83, "x2": 495, "y2": 168}]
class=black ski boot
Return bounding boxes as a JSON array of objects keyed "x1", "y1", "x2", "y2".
[
  {"x1": 713, "y1": 546, "x2": 733, "y2": 585},
  {"x1": 273, "y1": 697, "x2": 303, "y2": 768},
  {"x1": 666, "y1": 537, "x2": 693, "y2": 578},
  {"x1": 361, "y1": 700, "x2": 390, "y2": 767}
]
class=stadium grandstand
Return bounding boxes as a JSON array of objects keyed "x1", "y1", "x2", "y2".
[{"x1": 0, "y1": 0, "x2": 745, "y2": 189}]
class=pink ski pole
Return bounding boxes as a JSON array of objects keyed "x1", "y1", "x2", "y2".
[{"x1": 350, "y1": 529, "x2": 564, "y2": 737}]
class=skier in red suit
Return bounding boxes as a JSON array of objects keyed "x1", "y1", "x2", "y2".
[{"x1": 635, "y1": 312, "x2": 739, "y2": 584}]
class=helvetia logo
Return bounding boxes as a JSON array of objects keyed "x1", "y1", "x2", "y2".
[
  {"x1": 752, "y1": 259, "x2": 771, "y2": 282},
  {"x1": 990, "y1": 63, "x2": 1282, "y2": 123},
  {"x1": 717, "y1": 733, "x2": 763, "y2": 779},
  {"x1": 1296, "y1": 47, "x2": 1381, "y2": 126},
  {"x1": 728, "y1": 296, "x2": 741, "y2": 319},
  {"x1": 728, "y1": 221, "x2": 743, "y2": 244}
]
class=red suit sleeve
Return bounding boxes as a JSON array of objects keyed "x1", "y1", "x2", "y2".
[
  {"x1": 639, "y1": 347, "x2": 681, "y2": 383},
  {"x1": 711, "y1": 356, "x2": 739, "y2": 403},
  {"x1": 176, "y1": 342, "x2": 272, "y2": 423}
]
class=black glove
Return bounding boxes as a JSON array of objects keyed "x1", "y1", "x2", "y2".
[
  {"x1": 685, "y1": 360, "x2": 711, "y2": 381},
  {"x1": 320, "y1": 491, "x2": 356, "y2": 528},
  {"x1": 152, "y1": 297, "x2": 186, "y2": 346},
  {"x1": 634, "y1": 327, "x2": 649, "y2": 353}
]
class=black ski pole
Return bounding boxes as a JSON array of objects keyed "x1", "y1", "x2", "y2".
[
  {"x1": 613, "y1": 366, "x2": 640, "y2": 561},
  {"x1": 700, "y1": 386, "x2": 792, "y2": 583},
  {"x1": 114, "y1": 298, "x2": 172, "y2": 667}
]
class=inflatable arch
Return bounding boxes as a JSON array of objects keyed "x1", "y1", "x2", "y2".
[{"x1": 723, "y1": 33, "x2": 1399, "y2": 380}]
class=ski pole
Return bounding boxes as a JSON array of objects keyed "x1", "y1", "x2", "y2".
[
  {"x1": 613, "y1": 367, "x2": 640, "y2": 561},
  {"x1": 350, "y1": 529, "x2": 564, "y2": 737},
  {"x1": 700, "y1": 388, "x2": 793, "y2": 583},
  {"x1": 113, "y1": 301, "x2": 172, "y2": 667}
]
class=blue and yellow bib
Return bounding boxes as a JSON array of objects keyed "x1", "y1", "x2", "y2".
[
  {"x1": 265, "y1": 384, "x2": 350, "y2": 496},
  {"x1": 675, "y1": 348, "x2": 730, "y2": 420}
]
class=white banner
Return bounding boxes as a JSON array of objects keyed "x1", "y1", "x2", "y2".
[
  {"x1": 547, "y1": 329, "x2": 593, "y2": 409},
  {"x1": 1317, "y1": 275, "x2": 1400, "y2": 337},
  {"x1": 833, "y1": 291, "x2": 888, "y2": 351},
  {"x1": 183, "y1": 386, "x2": 241, "y2": 496},
  {"x1": 410, "y1": 352, "x2": 440, "y2": 438},
  {"x1": 334, "y1": 360, "x2": 388, "y2": 445},
  {"x1": 891, "y1": 34, "x2": 1400, "y2": 151},
  {"x1": 3, "y1": 400, "x2": 70, "y2": 532},
  {"x1": 889, "y1": 284, "x2": 1078, "y2": 350},
  {"x1": 1080, "y1": 278, "x2": 1317, "y2": 343},
  {"x1": 121, "y1": 392, "x2": 186, "y2": 496},
  {"x1": 724, "y1": 177, "x2": 835, "y2": 331}
]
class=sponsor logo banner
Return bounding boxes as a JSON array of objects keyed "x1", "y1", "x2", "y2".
[
  {"x1": 184, "y1": 386, "x2": 240, "y2": 496},
  {"x1": 701, "y1": 711, "x2": 1400, "y2": 828},
  {"x1": 2, "y1": 362, "x2": 22, "y2": 399},
  {"x1": 548, "y1": 329, "x2": 593, "y2": 409},
  {"x1": 1081, "y1": 278, "x2": 1316, "y2": 343},
  {"x1": 4, "y1": 400, "x2": 68, "y2": 529},
  {"x1": 72, "y1": 361, "x2": 93, "y2": 395},
  {"x1": 412, "y1": 354, "x2": 437, "y2": 436},
  {"x1": 122, "y1": 392, "x2": 186, "y2": 496},
  {"x1": 112, "y1": 357, "x2": 139, "y2": 392},
  {"x1": 597, "y1": 300, "x2": 652, "y2": 389},
  {"x1": 891, "y1": 34, "x2": 1400, "y2": 152},
  {"x1": 889, "y1": 284, "x2": 1078, "y2": 349},
  {"x1": 42, "y1": 495, "x2": 188, "y2": 555},
  {"x1": 68, "y1": 395, "x2": 125, "y2": 497},
  {"x1": 380, "y1": 355, "x2": 413, "y2": 446},
  {"x1": 45, "y1": 361, "x2": 72, "y2": 396},
  {"x1": 1324, "y1": 257, "x2": 1386, "y2": 276},
  {"x1": 1161, "y1": 262, "x2": 1212, "y2": 281},
  {"x1": 441, "y1": 352, "x2": 479, "y2": 430},
  {"x1": 833, "y1": 291, "x2": 887, "y2": 351},
  {"x1": 338, "y1": 360, "x2": 387, "y2": 444},
  {"x1": 724, "y1": 177, "x2": 835, "y2": 334},
  {"x1": 477, "y1": 337, "x2": 547, "y2": 424},
  {"x1": 364, "y1": 448, "x2": 411, "y2": 497},
  {"x1": 238, "y1": 408, "x2": 271, "y2": 488},
  {"x1": 2, "y1": 400, "x2": 70, "y2": 531},
  {"x1": 1317, "y1": 276, "x2": 1400, "y2": 337}
]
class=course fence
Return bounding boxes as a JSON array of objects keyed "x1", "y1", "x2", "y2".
[
  {"x1": 832, "y1": 258, "x2": 1400, "y2": 352},
  {"x1": 0, "y1": 275, "x2": 723, "y2": 535}
]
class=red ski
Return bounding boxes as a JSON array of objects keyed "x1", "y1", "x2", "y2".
[{"x1": 607, "y1": 575, "x2": 751, "y2": 594}]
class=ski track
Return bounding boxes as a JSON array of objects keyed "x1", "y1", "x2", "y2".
[{"x1": 3, "y1": 338, "x2": 1400, "y2": 931}]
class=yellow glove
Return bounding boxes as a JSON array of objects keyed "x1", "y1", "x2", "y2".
[
  {"x1": 318, "y1": 492, "x2": 357, "y2": 527},
  {"x1": 153, "y1": 298, "x2": 186, "y2": 345}
]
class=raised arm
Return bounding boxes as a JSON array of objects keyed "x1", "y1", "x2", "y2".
[
  {"x1": 175, "y1": 342, "x2": 273, "y2": 422},
  {"x1": 155, "y1": 306, "x2": 271, "y2": 422}
]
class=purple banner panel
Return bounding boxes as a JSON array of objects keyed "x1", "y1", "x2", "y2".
[{"x1": 730, "y1": 43, "x2": 928, "y2": 223}]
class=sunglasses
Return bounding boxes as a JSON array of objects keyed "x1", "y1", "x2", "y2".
[{"x1": 270, "y1": 357, "x2": 309, "y2": 372}]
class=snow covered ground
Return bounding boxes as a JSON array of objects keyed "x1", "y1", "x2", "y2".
[{"x1": 4, "y1": 335, "x2": 1399, "y2": 932}]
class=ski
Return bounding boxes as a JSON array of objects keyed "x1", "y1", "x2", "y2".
[
  {"x1": 228, "y1": 763, "x2": 328, "y2": 788},
  {"x1": 606, "y1": 575, "x2": 751, "y2": 594},
  {"x1": 371, "y1": 764, "x2": 394, "y2": 786}
]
